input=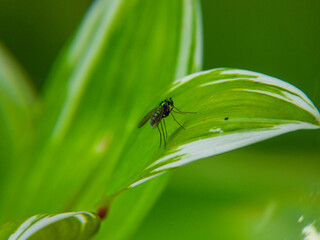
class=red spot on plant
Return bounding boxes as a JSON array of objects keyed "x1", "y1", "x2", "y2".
[{"x1": 97, "y1": 206, "x2": 109, "y2": 220}]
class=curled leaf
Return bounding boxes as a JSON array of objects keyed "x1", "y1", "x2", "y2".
[
  {"x1": 107, "y1": 68, "x2": 320, "y2": 193},
  {"x1": 0, "y1": 211, "x2": 100, "y2": 240}
]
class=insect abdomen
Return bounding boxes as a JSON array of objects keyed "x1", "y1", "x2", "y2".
[{"x1": 150, "y1": 110, "x2": 160, "y2": 127}]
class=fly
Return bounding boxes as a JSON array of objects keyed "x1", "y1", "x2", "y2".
[{"x1": 137, "y1": 97, "x2": 195, "y2": 148}]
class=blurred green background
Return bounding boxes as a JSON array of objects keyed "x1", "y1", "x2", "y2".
[{"x1": 0, "y1": 0, "x2": 319, "y2": 239}]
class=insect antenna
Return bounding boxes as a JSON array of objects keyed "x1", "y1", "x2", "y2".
[
  {"x1": 173, "y1": 106, "x2": 196, "y2": 114},
  {"x1": 171, "y1": 112, "x2": 185, "y2": 130}
]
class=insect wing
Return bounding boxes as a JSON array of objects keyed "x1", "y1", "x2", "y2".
[
  {"x1": 137, "y1": 108, "x2": 157, "y2": 128},
  {"x1": 150, "y1": 108, "x2": 165, "y2": 128}
]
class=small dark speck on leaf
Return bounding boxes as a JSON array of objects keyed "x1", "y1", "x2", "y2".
[{"x1": 224, "y1": 117, "x2": 229, "y2": 120}]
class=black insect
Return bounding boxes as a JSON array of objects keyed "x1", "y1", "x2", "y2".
[{"x1": 137, "y1": 98, "x2": 194, "y2": 148}]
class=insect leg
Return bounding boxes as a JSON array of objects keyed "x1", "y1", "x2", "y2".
[
  {"x1": 160, "y1": 120, "x2": 166, "y2": 148},
  {"x1": 171, "y1": 112, "x2": 185, "y2": 130},
  {"x1": 173, "y1": 106, "x2": 196, "y2": 114},
  {"x1": 162, "y1": 118, "x2": 167, "y2": 140},
  {"x1": 157, "y1": 125, "x2": 162, "y2": 148}
]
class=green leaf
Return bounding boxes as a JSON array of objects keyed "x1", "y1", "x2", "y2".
[
  {"x1": 0, "y1": 42, "x2": 35, "y2": 218},
  {"x1": 5, "y1": 0, "x2": 201, "y2": 230},
  {"x1": 0, "y1": 42, "x2": 34, "y2": 153},
  {"x1": 96, "y1": 174, "x2": 170, "y2": 240},
  {"x1": 132, "y1": 149, "x2": 320, "y2": 240},
  {"x1": 106, "y1": 68, "x2": 320, "y2": 193},
  {"x1": 0, "y1": 211, "x2": 100, "y2": 240}
]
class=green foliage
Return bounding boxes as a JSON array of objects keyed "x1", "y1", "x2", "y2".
[
  {"x1": 0, "y1": 42, "x2": 36, "y2": 221},
  {"x1": 0, "y1": 0, "x2": 319, "y2": 239},
  {"x1": 107, "y1": 68, "x2": 319, "y2": 195},
  {"x1": 0, "y1": 212, "x2": 100, "y2": 240},
  {"x1": 0, "y1": 0, "x2": 201, "y2": 239},
  {"x1": 132, "y1": 149, "x2": 320, "y2": 240}
]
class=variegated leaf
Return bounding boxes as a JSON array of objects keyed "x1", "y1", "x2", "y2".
[
  {"x1": 0, "y1": 212, "x2": 100, "y2": 240},
  {"x1": 106, "y1": 68, "x2": 320, "y2": 194}
]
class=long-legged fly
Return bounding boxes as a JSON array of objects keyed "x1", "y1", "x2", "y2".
[{"x1": 137, "y1": 97, "x2": 195, "y2": 148}]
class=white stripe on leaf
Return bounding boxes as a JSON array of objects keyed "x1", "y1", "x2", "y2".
[
  {"x1": 9, "y1": 212, "x2": 98, "y2": 240},
  {"x1": 147, "y1": 122, "x2": 318, "y2": 174}
]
